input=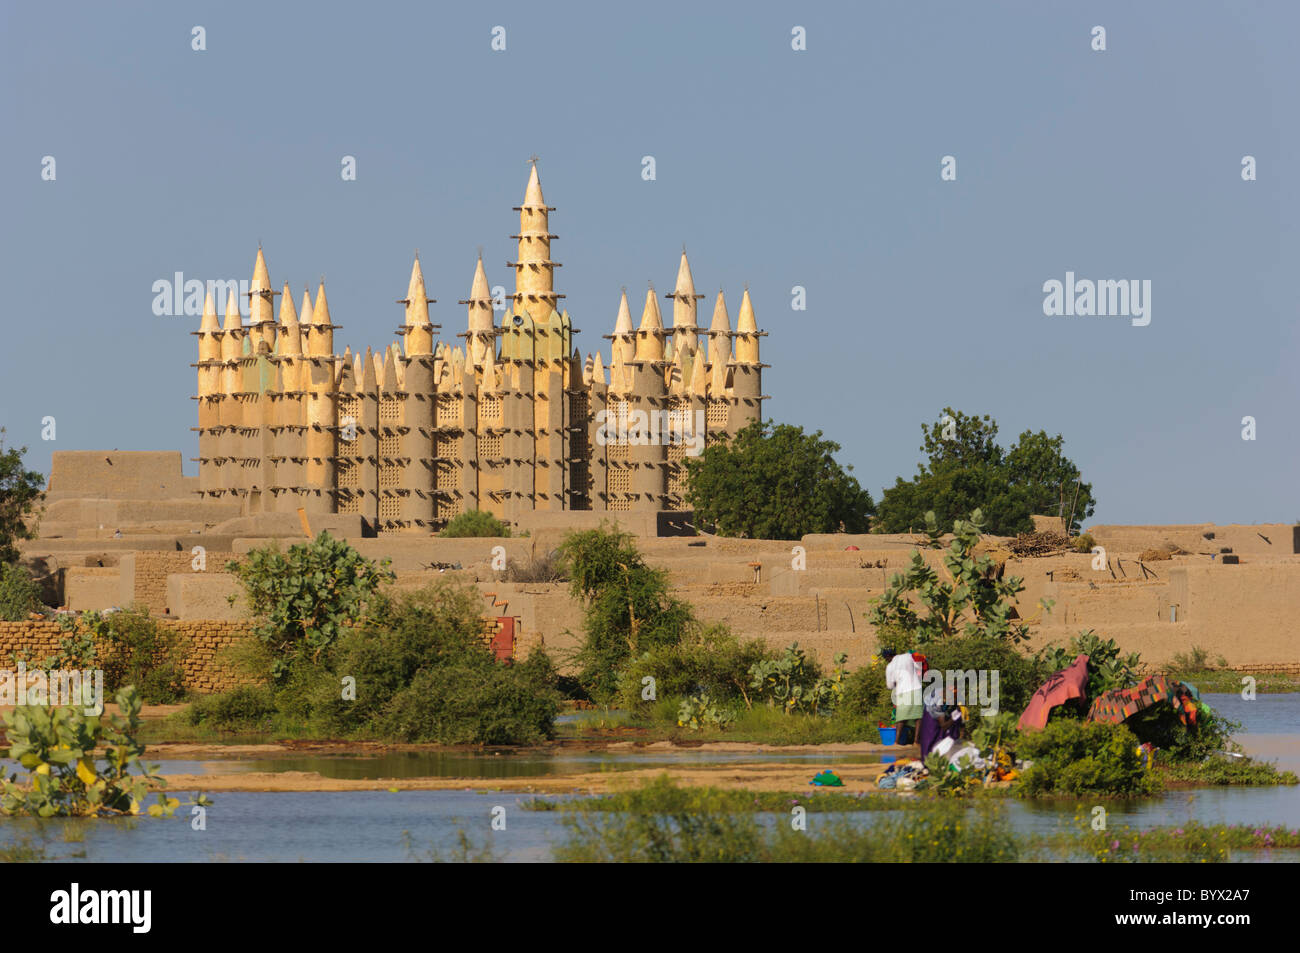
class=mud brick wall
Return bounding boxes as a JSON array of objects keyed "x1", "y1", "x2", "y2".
[
  {"x1": 0, "y1": 619, "x2": 252, "y2": 695},
  {"x1": 121, "y1": 551, "x2": 200, "y2": 615}
]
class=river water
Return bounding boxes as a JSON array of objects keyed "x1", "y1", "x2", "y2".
[{"x1": 1, "y1": 692, "x2": 1295, "y2": 862}]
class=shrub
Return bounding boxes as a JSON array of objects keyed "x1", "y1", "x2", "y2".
[
  {"x1": 1016, "y1": 720, "x2": 1156, "y2": 796},
  {"x1": 439, "y1": 509, "x2": 511, "y2": 538},
  {"x1": 1072, "y1": 533, "x2": 1095, "y2": 553},
  {"x1": 840, "y1": 659, "x2": 894, "y2": 730},
  {"x1": 0, "y1": 687, "x2": 196, "y2": 817},
  {"x1": 76, "y1": 607, "x2": 189, "y2": 704},
  {"x1": 183, "y1": 685, "x2": 278, "y2": 731},
  {"x1": 869, "y1": 510, "x2": 1037, "y2": 645},
  {"x1": 1127, "y1": 697, "x2": 1238, "y2": 764},
  {"x1": 614, "y1": 625, "x2": 769, "y2": 710},
  {"x1": 560, "y1": 525, "x2": 695, "y2": 703},
  {"x1": 318, "y1": 583, "x2": 559, "y2": 744},
  {"x1": 0, "y1": 562, "x2": 42, "y2": 621},
  {"x1": 226, "y1": 532, "x2": 394, "y2": 684},
  {"x1": 919, "y1": 635, "x2": 1043, "y2": 729},
  {"x1": 502, "y1": 549, "x2": 567, "y2": 583},
  {"x1": 377, "y1": 650, "x2": 559, "y2": 745}
]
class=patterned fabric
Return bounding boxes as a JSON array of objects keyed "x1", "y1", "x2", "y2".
[{"x1": 1087, "y1": 675, "x2": 1172, "y2": 723}]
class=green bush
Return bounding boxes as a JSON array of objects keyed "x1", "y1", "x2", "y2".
[
  {"x1": 77, "y1": 607, "x2": 190, "y2": 704},
  {"x1": 314, "y1": 583, "x2": 559, "y2": 744},
  {"x1": 378, "y1": 650, "x2": 559, "y2": 745},
  {"x1": 1072, "y1": 533, "x2": 1095, "y2": 553},
  {"x1": 869, "y1": 510, "x2": 1036, "y2": 645},
  {"x1": 1, "y1": 687, "x2": 195, "y2": 818},
  {"x1": 840, "y1": 659, "x2": 894, "y2": 732},
  {"x1": 0, "y1": 562, "x2": 42, "y2": 622},
  {"x1": 919, "y1": 635, "x2": 1043, "y2": 729},
  {"x1": 1016, "y1": 720, "x2": 1156, "y2": 796},
  {"x1": 1127, "y1": 697, "x2": 1238, "y2": 764},
  {"x1": 183, "y1": 685, "x2": 278, "y2": 731},
  {"x1": 559, "y1": 525, "x2": 695, "y2": 703},
  {"x1": 439, "y1": 509, "x2": 512, "y2": 538},
  {"x1": 615, "y1": 625, "x2": 769, "y2": 710},
  {"x1": 226, "y1": 532, "x2": 394, "y2": 684}
]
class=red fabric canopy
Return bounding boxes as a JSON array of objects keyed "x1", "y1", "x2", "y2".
[{"x1": 1018, "y1": 654, "x2": 1090, "y2": 732}]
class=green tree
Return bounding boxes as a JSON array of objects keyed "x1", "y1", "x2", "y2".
[
  {"x1": 225, "y1": 532, "x2": 395, "y2": 684},
  {"x1": 684, "y1": 421, "x2": 874, "y2": 539},
  {"x1": 875, "y1": 408, "x2": 1095, "y2": 535},
  {"x1": 868, "y1": 510, "x2": 1037, "y2": 645},
  {"x1": 0, "y1": 430, "x2": 45, "y2": 565},
  {"x1": 559, "y1": 525, "x2": 695, "y2": 702}
]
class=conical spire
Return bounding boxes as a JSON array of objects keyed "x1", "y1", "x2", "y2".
[
  {"x1": 689, "y1": 344, "x2": 708, "y2": 395},
  {"x1": 200, "y1": 290, "x2": 219, "y2": 332},
  {"x1": 524, "y1": 161, "x2": 545, "y2": 207},
  {"x1": 510, "y1": 160, "x2": 562, "y2": 325},
  {"x1": 249, "y1": 247, "x2": 276, "y2": 351},
  {"x1": 462, "y1": 254, "x2": 495, "y2": 365},
  {"x1": 666, "y1": 249, "x2": 702, "y2": 351},
  {"x1": 708, "y1": 291, "x2": 731, "y2": 370},
  {"x1": 634, "y1": 284, "x2": 665, "y2": 362},
  {"x1": 735, "y1": 287, "x2": 760, "y2": 364},
  {"x1": 403, "y1": 256, "x2": 433, "y2": 327},
  {"x1": 591, "y1": 350, "x2": 607, "y2": 387},
  {"x1": 308, "y1": 280, "x2": 334, "y2": 358},
  {"x1": 277, "y1": 281, "x2": 301, "y2": 357},
  {"x1": 300, "y1": 286, "x2": 313, "y2": 322},
  {"x1": 610, "y1": 289, "x2": 635, "y2": 364},
  {"x1": 221, "y1": 285, "x2": 241, "y2": 330},
  {"x1": 313, "y1": 281, "x2": 331, "y2": 326},
  {"x1": 400, "y1": 255, "x2": 436, "y2": 357}
]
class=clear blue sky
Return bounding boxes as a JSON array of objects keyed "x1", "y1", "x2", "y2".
[{"x1": 2, "y1": 1, "x2": 1296, "y2": 526}]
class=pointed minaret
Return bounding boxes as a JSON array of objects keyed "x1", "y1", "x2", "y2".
[
  {"x1": 277, "y1": 281, "x2": 301, "y2": 357},
  {"x1": 735, "y1": 287, "x2": 761, "y2": 364},
  {"x1": 248, "y1": 246, "x2": 278, "y2": 353},
  {"x1": 665, "y1": 249, "x2": 703, "y2": 353},
  {"x1": 398, "y1": 254, "x2": 437, "y2": 357},
  {"x1": 708, "y1": 291, "x2": 732, "y2": 394},
  {"x1": 308, "y1": 280, "x2": 336, "y2": 357},
  {"x1": 607, "y1": 289, "x2": 635, "y2": 365},
  {"x1": 508, "y1": 159, "x2": 564, "y2": 324},
  {"x1": 460, "y1": 253, "x2": 495, "y2": 366},
  {"x1": 689, "y1": 344, "x2": 708, "y2": 395},
  {"x1": 591, "y1": 350, "x2": 607, "y2": 388},
  {"x1": 633, "y1": 284, "x2": 666, "y2": 362},
  {"x1": 729, "y1": 287, "x2": 766, "y2": 430},
  {"x1": 197, "y1": 289, "x2": 221, "y2": 364},
  {"x1": 220, "y1": 284, "x2": 243, "y2": 363}
]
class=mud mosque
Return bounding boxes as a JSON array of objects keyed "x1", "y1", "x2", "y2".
[{"x1": 192, "y1": 162, "x2": 767, "y2": 534}]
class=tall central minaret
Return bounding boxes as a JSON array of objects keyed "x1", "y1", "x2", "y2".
[{"x1": 508, "y1": 160, "x2": 563, "y2": 322}]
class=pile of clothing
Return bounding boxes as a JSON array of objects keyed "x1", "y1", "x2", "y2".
[{"x1": 876, "y1": 759, "x2": 929, "y2": 791}]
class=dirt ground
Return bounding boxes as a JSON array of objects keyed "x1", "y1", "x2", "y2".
[
  {"x1": 148, "y1": 739, "x2": 904, "y2": 794},
  {"x1": 155, "y1": 761, "x2": 895, "y2": 795}
]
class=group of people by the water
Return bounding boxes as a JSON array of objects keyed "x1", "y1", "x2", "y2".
[{"x1": 881, "y1": 647, "x2": 962, "y2": 759}]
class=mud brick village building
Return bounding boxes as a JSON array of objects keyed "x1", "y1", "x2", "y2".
[{"x1": 11, "y1": 163, "x2": 1300, "y2": 685}]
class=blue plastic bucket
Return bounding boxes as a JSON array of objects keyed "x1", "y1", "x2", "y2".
[{"x1": 879, "y1": 725, "x2": 897, "y2": 745}]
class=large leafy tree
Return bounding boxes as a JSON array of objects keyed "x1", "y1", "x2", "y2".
[
  {"x1": 684, "y1": 421, "x2": 874, "y2": 539},
  {"x1": 0, "y1": 429, "x2": 45, "y2": 565},
  {"x1": 559, "y1": 525, "x2": 696, "y2": 703},
  {"x1": 875, "y1": 409, "x2": 1095, "y2": 535}
]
